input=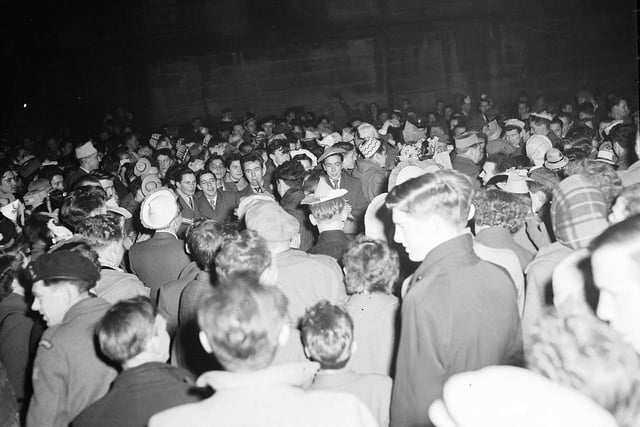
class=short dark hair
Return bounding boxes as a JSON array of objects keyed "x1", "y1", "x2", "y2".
[
  {"x1": 97, "y1": 296, "x2": 157, "y2": 365},
  {"x1": 342, "y1": 237, "x2": 399, "y2": 294},
  {"x1": 186, "y1": 219, "x2": 231, "y2": 270},
  {"x1": 224, "y1": 152, "x2": 244, "y2": 169},
  {"x1": 154, "y1": 148, "x2": 174, "y2": 161},
  {"x1": 242, "y1": 153, "x2": 264, "y2": 168},
  {"x1": 197, "y1": 272, "x2": 288, "y2": 371},
  {"x1": 171, "y1": 166, "x2": 196, "y2": 185},
  {"x1": 484, "y1": 153, "x2": 508, "y2": 174},
  {"x1": 215, "y1": 229, "x2": 272, "y2": 280},
  {"x1": 267, "y1": 139, "x2": 290, "y2": 156},
  {"x1": 274, "y1": 160, "x2": 305, "y2": 189},
  {"x1": 76, "y1": 213, "x2": 124, "y2": 250},
  {"x1": 301, "y1": 301, "x2": 354, "y2": 369},
  {"x1": 60, "y1": 187, "x2": 107, "y2": 231}
]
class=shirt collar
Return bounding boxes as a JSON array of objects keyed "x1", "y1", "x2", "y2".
[{"x1": 196, "y1": 362, "x2": 320, "y2": 390}]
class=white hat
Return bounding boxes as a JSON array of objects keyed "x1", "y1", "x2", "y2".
[
  {"x1": 497, "y1": 172, "x2": 533, "y2": 194},
  {"x1": 358, "y1": 137, "x2": 381, "y2": 158},
  {"x1": 357, "y1": 123, "x2": 379, "y2": 140},
  {"x1": 75, "y1": 141, "x2": 98, "y2": 159},
  {"x1": 388, "y1": 160, "x2": 441, "y2": 191},
  {"x1": 301, "y1": 177, "x2": 348, "y2": 205},
  {"x1": 289, "y1": 149, "x2": 318, "y2": 168},
  {"x1": 317, "y1": 132, "x2": 342, "y2": 147},
  {"x1": 429, "y1": 366, "x2": 616, "y2": 427},
  {"x1": 595, "y1": 148, "x2": 617, "y2": 165},
  {"x1": 140, "y1": 189, "x2": 179, "y2": 230},
  {"x1": 530, "y1": 111, "x2": 554, "y2": 122},
  {"x1": 504, "y1": 118, "x2": 526, "y2": 130},
  {"x1": 526, "y1": 135, "x2": 553, "y2": 166},
  {"x1": 237, "y1": 194, "x2": 277, "y2": 220},
  {"x1": 364, "y1": 192, "x2": 390, "y2": 242}
]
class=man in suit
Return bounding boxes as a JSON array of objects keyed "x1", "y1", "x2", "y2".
[
  {"x1": 319, "y1": 146, "x2": 368, "y2": 235},
  {"x1": 194, "y1": 171, "x2": 239, "y2": 222},
  {"x1": 65, "y1": 141, "x2": 100, "y2": 191},
  {"x1": 129, "y1": 189, "x2": 191, "y2": 303},
  {"x1": 170, "y1": 166, "x2": 199, "y2": 237},
  {"x1": 238, "y1": 153, "x2": 274, "y2": 198}
]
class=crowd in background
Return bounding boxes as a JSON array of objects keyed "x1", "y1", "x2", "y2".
[{"x1": 0, "y1": 88, "x2": 639, "y2": 427}]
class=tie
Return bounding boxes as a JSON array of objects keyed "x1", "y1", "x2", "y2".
[
  {"x1": 332, "y1": 180, "x2": 339, "y2": 189},
  {"x1": 254, "y1": 186, "x2": 263, "y2": 194},
  {"x1": 187, "y1": 196, "x2": 194, "y2": 210},
  {"x1": 208, "y1": 198, "x2": 216, "y2": 210}
]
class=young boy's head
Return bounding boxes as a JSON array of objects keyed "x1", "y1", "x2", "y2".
[
  {"x1": 96, "y1": 296, "x2": 170, "y2": 368},
  {"x1": 300, "y1": 301, "x2": 354, "y2": 369},
  {"x1": 197, "y1": 272, "x2": 289, "y2": 371}
]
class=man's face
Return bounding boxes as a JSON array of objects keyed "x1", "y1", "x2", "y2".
[
  {"x1": 177, "y1": 173, "x2": 197, "y2": 197},
  {"x1": 0, "y1": 171, "x2": 17, "y2": 194},
  {"x1": 85, "y1": 153, "x2": 100, "y2": 171},
  {"x1": 612, "y1": 100, "x2": 630, "y2": 120},
  {"x1": 593, "y1": 246, "x2": 640, "y2": 353},
  {"x1": 51, "y1": 174, "x2": 64, "y2": 191},
  {"x1": 232, "y1": 124, "x2": 244, "y2": 137},
  {"x1": 243, "y1": 160, "x2": 264, "y2": 187},
  {"x1": 479, "y1": 100, "x2": 490, "y2": 114},
  {"x1": 444, "y1": 106, "x2": 453, "y2": 120},
  {"x1": 436, "y1": 101, "x2": 444, "y2": 113},
  {"x1": 198, "y1": 172, "x2": 217, "y2": 198},
  {"x1": 245, "y1": 120, "x2": 257, "y2": 133},
  {"x1": 228, "y1": 160, "x2": 244, "y2": 181},
  {"x1": 158, "y1": 154, "x2": 173, "y2": 176},
  {"x1": 262, "y1": 122, "x2": 274, "y2": 136},
  {"x1": 322, "y1": 155, "x2": 343, "y2": 181},
  {"x1": 550, "y1": 123, "x2": 562, "y2": 139},
  {"x1": 270, "y1": 148, "x2": 290, "y2": 166},
  {"x1": 505, "y1": 129, "x2": 522, "y2": 147},
  {"x1": 392, "y1": 210, "x2": 434, "y2": 262},
  {"x1": 518, "y1": 103, "x2": 529, "y2": 117},
  {"x1": 342, "y1": 150, "x2": 356, "y2": 171},
  {"x1": 31, "y1": 281, "x2": 70, "y2": 326},
  {"x1": 562, "y1": 104, "x2": 573, "y2": 114},
  {"x1": 479, "y1": 161, "x2": 497, "y2": 185},
  {"x1": 209, "y1": 159, "x2": 226, "y2": 180},
  {"x1": 461, "y1": 102, "x2": 472, "y2": 115}
]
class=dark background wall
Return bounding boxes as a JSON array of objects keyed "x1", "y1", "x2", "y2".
[{"x1": 2, "y1": 0, "x2": 637, "y2": 132}]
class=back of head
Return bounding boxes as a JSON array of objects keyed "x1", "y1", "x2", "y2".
[
  {"x1": 473, "y1": 188, "x2": 530, "y2": 233},
  {"x1": 528, "y1": 310, "x2": 640, "y2": 426},
  {"x1": 551, "y1": 174, "x2": 609, "y2": 250},
  {"x1": 300, "y1": 301, "x2": 354, "y2": 369},
  {"x1": 186, "y1": 219, "x2": 231, "y2": 270},
  {"x1": 76, "y1": 213, "x2": 124, "y2": 252},
  {"x1": 274, "y1": 160, "x2": 305, "y2": 189},
  {"x1": 197, "y1": 272, "x2": 288, "y2": 371},
  {"x1": 386, "y1": 169, "x2": 473, "y2": 227},
  {"x1": 96, "y1": 296, "x2": 157, "y2": 365},
  {"x1": 342, "y1": 237, "x2": 399, "y2": 295},
  {"x1": 60, "y1": 187, "x2": 107, "y2": 232},
  {"x1": 591, "y1": 213, "x2": 640, "y2": 256},
  {"x1": 215, "y1": 229, "x2": 272, "y2": 281}
]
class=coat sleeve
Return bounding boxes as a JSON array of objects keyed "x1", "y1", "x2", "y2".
[
  {"x1": 390, "y1": 292, "x2": 446, "y2": 427},
  {"x1": 27, "y1": 340, "x2": 70, "y2": 427}
]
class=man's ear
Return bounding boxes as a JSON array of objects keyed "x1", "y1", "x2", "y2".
[
  {"x1": 184, "y1": 241, "x2": 191, "y2": 255},
  {"x1": 199, "y1": 331, "x2": 213, "y2": 354},
  {"x1": 309, "y1": 214, "x2": 317, "y2": 227},
  {"x1": 197, "y1": 183, "x2": 202, "y2": 191}
]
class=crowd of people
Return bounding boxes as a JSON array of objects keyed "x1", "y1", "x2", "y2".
[{"x1": 0, "y1": 88, "x2": 639, "y2": 426}]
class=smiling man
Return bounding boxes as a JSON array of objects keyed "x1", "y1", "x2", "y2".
[
  {"x1": 386, "y1": 170, "x2": 522, "y2": 427},
  {"x1": 27, "y1": 250, "x2": 117, "y2": 427}
]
